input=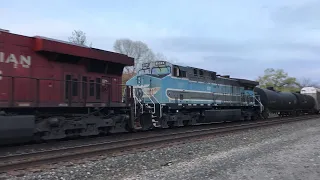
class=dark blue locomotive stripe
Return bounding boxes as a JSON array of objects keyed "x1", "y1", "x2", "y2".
[{"x1": 166, "y1": 89, "x2": 244, "y2": 102}]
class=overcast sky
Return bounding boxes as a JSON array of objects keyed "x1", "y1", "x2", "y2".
[{"x1": 1, "y1": 0, "x2": 320, "y2": 82}]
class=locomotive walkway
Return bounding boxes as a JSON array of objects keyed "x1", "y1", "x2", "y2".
[{"x1": 0, "y1": 114, "x2": 319, "y2": 175}]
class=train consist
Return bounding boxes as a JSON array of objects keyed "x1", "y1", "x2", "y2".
[
  {"x1": 0, "y1": 29, "x2": 319, "y2": 146},
  {"x1": 126, "y1": 61, "x2": 320, "y2": 129}
]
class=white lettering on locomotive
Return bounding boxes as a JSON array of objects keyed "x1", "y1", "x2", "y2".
[
  {"x1": 0, "y1": 52, "x2": 31, "y2": 69},
  {"x1": 0, "y1": 52, "x2": 3, "y2": 63}
]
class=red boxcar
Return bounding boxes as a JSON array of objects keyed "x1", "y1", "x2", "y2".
[{"x1": 0, "y1": 29, "x2": 134, "y2": 108}]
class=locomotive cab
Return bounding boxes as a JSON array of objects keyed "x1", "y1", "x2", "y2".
[
  {"x1": 125, "y1": 61, "x2": 173, "y2": 129},
  {"x1": 126, "y1": 61, "x2": 172, "y2": 103}
]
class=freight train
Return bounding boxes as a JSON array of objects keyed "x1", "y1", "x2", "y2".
[
  {"x1": 0, "y1": 29, "x2": 319, "y2": 146},
  {"x1": 126, "y1": 61, "x2": 320, "y2": 129}
]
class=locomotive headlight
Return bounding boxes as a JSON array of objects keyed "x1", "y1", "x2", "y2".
[{"x1": 137, "y1": 76, "x2": 141, "y2": 85}]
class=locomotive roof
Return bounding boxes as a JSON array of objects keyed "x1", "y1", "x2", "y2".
[
  {"x1": 232, "y1": 78, "x2": 259, "y2": 87},
  {"x1": 0, "y1": 30, "x2": 134, "y2": 66},
  {"x1": 33, "y1": 36, "x2": 134, "y2": 66},
  {"x1": 171, "y1": 61, "x2": 259, "y2": 85}
]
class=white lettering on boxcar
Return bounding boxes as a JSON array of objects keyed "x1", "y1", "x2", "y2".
[
  {"x1": 0, "y1": 52, "x2": 31, "y2": 69},
  {"x1": 6, "y1": 54, "x2": 19, "y2": 68},
  {"x1": 0, "y1": 52, "x2": 3, "y2": 63},
  {"x1": 20, "y1": 55, "x2": 31, "y2": 68}
]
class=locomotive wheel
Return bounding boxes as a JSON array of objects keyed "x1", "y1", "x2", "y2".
[
  {"x1": 139, "y1": 113, "x2": 153, "y2": 131},
  {"x1": 244, "y1": 116, "x2": 250, "y2": 121},
  {"x1": 183, "y1": 120, "x2": 189, "y2": 126},
  {"x1": 250, "y1": 115, "x2": 258, "y2": 121},
  {"x1": 32, "y1": 132, "x2": 44, "y2": 143},
  {"x1": 262, "y1": 110, "x2": 269, "y2": 119}
]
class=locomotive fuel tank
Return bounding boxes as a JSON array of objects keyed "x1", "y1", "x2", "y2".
[
  {"x1": 254, "y1": 87, "x2": 297, "y2": 111},
  {"x1": 0, "y1": 115, "x2": 35, "y2": 145},
  {"x1": 292, "y1": 93, "x2": 315, "y2": 110}
]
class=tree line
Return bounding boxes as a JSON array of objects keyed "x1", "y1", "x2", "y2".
[
  {"x1": 68, "y1": 30, "x2": 178, "y2": 83},
  {"x1": 68, "y1": 30, "x2": 319, "y2": 92},
  {"x1": 257, "y1": 68, "x2": 319, "y2": 92}
]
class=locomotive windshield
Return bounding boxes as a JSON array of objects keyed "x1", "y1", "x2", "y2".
[
  {"x1": 138, "y1": 68, "x2": 150, "y2": 75},
  {"x1": 138, "y1": 61, "x2": 172, "y2": 76},
  {"x1": 151, "y1": 66, "x2": 171, "y2": 75}
]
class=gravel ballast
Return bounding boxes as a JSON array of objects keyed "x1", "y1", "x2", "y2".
[{"x1": 2, "y1": 118, "x2": 320, "y2": 180}]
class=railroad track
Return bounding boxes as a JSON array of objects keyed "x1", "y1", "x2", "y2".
[{"x1": 0, "y1": 115, "x2": 318, "y2": 173}]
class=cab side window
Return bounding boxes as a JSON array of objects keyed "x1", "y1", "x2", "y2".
[
  {"x1": 96, "y1": 78, "x2": 101, "y2": 100},
  {"x1": 173, "y1": 66, "x2": 186, "y2": 78},
  {"x1": 89, "y1": 80, "x2": 95, "y2": 97},
  {"x1": 199, "y1": 70, "x2": 204, "y2": 77},
  {"x1": 173, "y1": 66, "x2": 180, "y2": 77},
  {"x1": 193, "y1": 69, "x2": 198, "y2": 76}
]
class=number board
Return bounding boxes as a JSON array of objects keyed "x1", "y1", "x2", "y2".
[{"x1": 155, "y1": 61, "x2": 166, "y2": 66}]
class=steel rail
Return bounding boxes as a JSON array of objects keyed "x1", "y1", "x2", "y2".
[{"x1": 0, "y1": 115, "x2": 318, "y2": 173}]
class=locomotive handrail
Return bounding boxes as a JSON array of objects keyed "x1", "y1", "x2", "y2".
[
  {"x1": 140, "y1": 88, "x2": 156, "y2": 115},
  {"x1": 254, "y1": 95, "x2": 264, "y2": 112},
  {"x1": 0, "y1": 75, "x2": 132, "y2": 108},
  {"x1": 149, "y1": 92, "x2": 162, "y2": 118},
  {"x1": 133, "y1": 95, "x2": 144, "y2": 116},
  {"x1": 0, "y1": 74, "x2": 120, "y2": 85}
]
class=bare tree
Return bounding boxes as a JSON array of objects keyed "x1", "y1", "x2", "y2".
[
  {"x1": 113, "y1": 39, "x2": 155, "y2": 73},
  {"x1": 155, "y1": 53, "x2": 180, "y2": 64},
  {"x1": 154, "y1": 52, "x2": 167, "y2": 62},
  {"x1": 298, "y1": 78, "x2": 320, "y2": 88},
  {"x1": 170, "y1": 58, "x2": 179, "y2": 64},
  {"x1": 68, "y1": 30, "x2": 92, "y2": 46}
]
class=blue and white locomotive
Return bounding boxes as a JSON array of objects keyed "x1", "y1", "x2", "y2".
[{"x1": 126, "y1": 61, "x2": 263, "y2": 130}]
